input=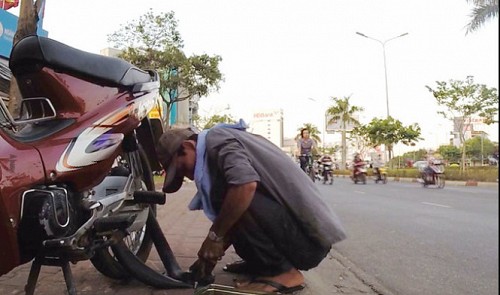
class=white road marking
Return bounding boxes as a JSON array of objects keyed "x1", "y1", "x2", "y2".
[
  {"x1": 354, "y1": 191, "x2": 365, "y2": 194},
  {"x1": 422, "y1": 202, "x2": 451, "y2": 208}
]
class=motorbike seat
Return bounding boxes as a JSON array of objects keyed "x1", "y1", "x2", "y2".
[{"x1": 9, "y1": 35, "x2": 152, "y2": 87}]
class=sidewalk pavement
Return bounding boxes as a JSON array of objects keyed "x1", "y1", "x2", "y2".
[{"x1": 0, "y1": 181, "x2": 392, "y2": 295}]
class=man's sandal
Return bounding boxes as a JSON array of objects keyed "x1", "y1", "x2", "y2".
[{"x1": 242, "y1": 278, "x2": 305, "y2": 294}]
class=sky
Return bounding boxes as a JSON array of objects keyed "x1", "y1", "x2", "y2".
[{"x1": 10, "y1": 0, "x2": 499, "y2": 155}]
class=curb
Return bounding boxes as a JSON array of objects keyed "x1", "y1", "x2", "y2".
[
  {"x1": 465, "y1": 180, "x2": 478, "y2": 186},
  {"x1": 333, "y1": 174, "x2": 497, "y2": 188}
]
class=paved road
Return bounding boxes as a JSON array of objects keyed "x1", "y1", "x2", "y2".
[{"x1": 322, "y1": 176, "x2": 499, "y2": 295}]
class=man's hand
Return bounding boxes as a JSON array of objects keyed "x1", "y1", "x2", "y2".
[
  {"x1": 197, "y1": 236, "x2": 225, "y2": 263},
  {"x1": 189, "y1": 258, "x2": 216, "y2": 286}
]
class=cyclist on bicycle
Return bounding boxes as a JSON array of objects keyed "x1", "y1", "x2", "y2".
[{"x1": 296, "y1": 128, "x2": 317, "y2": 173}]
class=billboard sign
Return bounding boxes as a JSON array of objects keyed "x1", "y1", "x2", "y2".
[
  {"x1": 0, "y1": 9, "x2": 48, "y2": 58},
  {"x1": 453, "y1": 116, "x2": 486, "y2": 132},
  {"x1": 325, "y1": 113, "x2": 358, "y2": 133},
  {"x1": 253, "y1": 109, "x2": 283, "y2": 121}
]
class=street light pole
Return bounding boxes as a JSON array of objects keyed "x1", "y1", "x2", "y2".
[
  {"x1": 355, "y1": 32, "x2": 408, "y2": 118},
  {"x1": 307, "y1": 97, "x2": 326, "y2": 148},
  {"x1": 356, "y1": 31, "x2": 408, "y2": 163}
]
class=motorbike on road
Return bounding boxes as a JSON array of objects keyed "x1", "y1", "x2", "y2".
[
  {"x1": 418, "y1": 161, "x2": 445, "y2": 188},
  {"x1": 317, "y1": 159, "x2": 334, "y2": 185},
  {"x1": 0, "y1": 36, "x2": 192, "y2": 294},
  {"x1": 373, "y1": 167, "x2": 388, "y2": 184},
  {"x1": 351, "y1": 161, "x2": 367, "y2": 184}
]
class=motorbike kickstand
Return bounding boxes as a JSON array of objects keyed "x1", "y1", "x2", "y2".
[{"x1": 25, "y1": 255, "x2": 77, "y2": 295}]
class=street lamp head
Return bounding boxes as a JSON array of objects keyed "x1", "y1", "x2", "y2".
[
  {"x1": 399, "y1": 32, "x2": 409, "y2": 37},
  {"x1": 356, "y1": 32, "x2": 367, "y2": 38}
]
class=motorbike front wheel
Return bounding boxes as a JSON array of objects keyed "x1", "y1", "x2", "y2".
[
  {"x1": 436, "y1": 174, "x2": 445, "y2": 188},
  {"x1": 90, "y1": 145, "x2": 155, "y2": 280},
  {"x1": 361, "y1": 173, "x2": 367, "y2": 184},
  {"x1": 326, "y1": 172, "x2": 333, "y2": 185}
]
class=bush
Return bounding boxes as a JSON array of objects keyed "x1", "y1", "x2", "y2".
[{"x1": 389, "y1": 166, "x2": 498, "y2": 182}]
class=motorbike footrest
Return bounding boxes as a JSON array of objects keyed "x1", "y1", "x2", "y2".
[
  {"x1": 133, "y1": 190, "x2": 166, "y2": 205},
  {"x1": 94, "y1": 214, "x2": 137, "y2": 233}
]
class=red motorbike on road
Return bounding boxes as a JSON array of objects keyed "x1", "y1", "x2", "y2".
[
  {"x1": 0, "y1": 36, "x2": 193, "y2": 294},
  {"x1": 351, "y1": 161, "x2": 367, "y2": 184}
]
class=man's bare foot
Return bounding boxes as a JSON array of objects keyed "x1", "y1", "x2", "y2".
[{"x1": 234, "y1": 268, "x2": 305, "y2": 293}]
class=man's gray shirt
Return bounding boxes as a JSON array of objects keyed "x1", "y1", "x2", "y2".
[{"x1": 205, "y1": 128, "x2": 346, "y2": 248}]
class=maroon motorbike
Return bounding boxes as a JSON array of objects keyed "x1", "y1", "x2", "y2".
[
  {"x1": 351, "y1": 161, "x2": 367, "y2": 184},
  {"x1": 0, "y1": 35, "x2": 193, "y2": 294}
]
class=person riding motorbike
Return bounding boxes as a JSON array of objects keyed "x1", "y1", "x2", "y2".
[
  {"x1": 372, "y1": 154, "x2": 385, "y2": 181},
  {"x1": 422, "y1": 157, "x2": 441, "y2": 184},
  {"x1": 317, "y1": 154, "x2": 334, "y2": 183},
  {"x1": 352, "y1": 153, "x2": 365, "y2": 179}
]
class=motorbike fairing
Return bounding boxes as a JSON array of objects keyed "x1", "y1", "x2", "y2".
[{"x1": 0, "y1": 134, "x2": 45, "y2": 275}]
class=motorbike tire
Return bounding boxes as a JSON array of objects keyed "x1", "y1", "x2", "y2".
[
  {"x1": 90, "y1": 145, "x2": 155, "y2": 280},
  {"x1": 436, "y1": 174, "x2": 446, "y2": 188},
  {"x1": 329, "y1": 172, "x2": 333, "y2": 185},
  {"x1": 382, "y1": 174, "x2": 387, "y2": 184},
  {"x1": 110, "y1": 212, "x2": 193, "y2": 289},
  {"x1": 361, "y1": 173, "x2": 367, "y2": 184}
]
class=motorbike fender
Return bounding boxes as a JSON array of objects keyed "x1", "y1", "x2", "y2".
[{"x1": 0, "y1": 200, "x2": 19, "y2": 276}]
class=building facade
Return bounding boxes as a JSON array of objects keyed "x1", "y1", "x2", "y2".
[
  {"x1": 452, "y1": 116, "x2": 489, "y2": 147},
  {"x1": 249, "y1": 109, "x2": 284, "y2": 148}
]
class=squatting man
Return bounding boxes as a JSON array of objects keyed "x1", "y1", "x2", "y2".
[{"x1": 156, "y1": 121, "x2": 346, "y2": 293}]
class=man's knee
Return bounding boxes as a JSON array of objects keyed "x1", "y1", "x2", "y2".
[{"x1": 291, "y1": 245, "x2": 331, "y2": 271}]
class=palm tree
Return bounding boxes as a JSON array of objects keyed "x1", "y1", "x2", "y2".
[
  {"x1": 465, "y1": 0, "x2": 499, "y2": 35},
  {"x1": 325, "y1": 96, "x2": 364, "y2": 170}
]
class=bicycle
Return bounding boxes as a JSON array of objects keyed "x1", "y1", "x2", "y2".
[{"x1": 300, "y1": 154, "x2": 316, "y2": 182}]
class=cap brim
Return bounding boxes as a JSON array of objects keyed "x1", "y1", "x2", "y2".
[{"x1": 162, "y1": 157, "x2": 184, "y2": 193}]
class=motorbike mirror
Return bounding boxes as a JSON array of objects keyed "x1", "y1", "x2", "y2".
[{"x1": 14, "y1": 97, "x2": 56, "y2": 125}]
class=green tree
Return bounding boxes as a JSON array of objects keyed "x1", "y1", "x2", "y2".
[
  {"x1": 348, "y1": 131, "x2": 371, "y2": 159},
  {"x1": 465, "y1": 0, "x2": 499, "y2": 35},
  {"x1": 296, "y1": 123, "x2": 321, "y2": 155},
  {"x1": 426, "y1": 76, "x2": 498, "y2": 171},
  {"x1": 404, "y1": 149, "x2": 429, "y2": 162},
  {"x1": 437, "y1": 145, "x2": 462, "y2": 163},
  {"x1": 192, "y1": 113, "x2": 236, "y2": 130},
  {"x1": 319, "y1": 145, "x2": 340, "y2": 158},
  {"x1": 464, "y1": 134, "x2": 496, "y2": 164},
  {"x1": 353, "y1": 117, "x2": 422, "y2": 161},
  {"x1": 108, "y1": 10, "x2": 223, "y2": 128},
  {"x1": 325, "y1": 96, "x2": 364, "y2": 169}
]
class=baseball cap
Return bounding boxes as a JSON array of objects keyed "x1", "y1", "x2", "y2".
[{"x1": 156, "y1": 128, "x2": 195, "y2": 193}]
